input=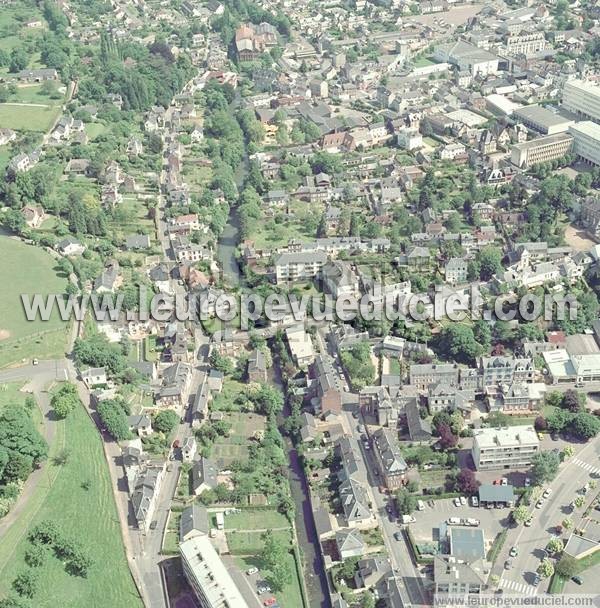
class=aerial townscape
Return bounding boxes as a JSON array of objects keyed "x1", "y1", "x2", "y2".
[{"x1": 3, "y1": 0, "x2": 600, "y2": 608}]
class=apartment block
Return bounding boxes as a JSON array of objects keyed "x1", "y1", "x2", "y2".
[
  {"x1": 510, "y1": 133, "x2": 573, "y2": 168},
  {"x1": 472, "y1": 425, "x2": 539, "y2": 470},
  {"x1": 274, "y1": 250, "x2": 328, "y2": 283},
  {"x1": 180, "y1": 536, "x2": 248, "y2": 608}
]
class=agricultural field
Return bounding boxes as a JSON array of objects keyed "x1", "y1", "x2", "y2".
[
  {"x1": 0, "y1": 237, "x2": 69, "y2": 368},
  {"x1": 0, "y1": 401, "x2": 142, "y2": 608},
  {"x1": 0, "y1": 103, "x2": 62, "y2": 132}
]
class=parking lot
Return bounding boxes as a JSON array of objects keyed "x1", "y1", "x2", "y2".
[{"x1": 409, "y1": 497, "x2": 511, "y2": 547}]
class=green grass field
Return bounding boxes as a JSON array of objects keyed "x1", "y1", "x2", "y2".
[
  {"x1": 0, "y1": 103, "x2": 61, "y2": 132},
  {"x1": 0, "y1": 237, "x2": 69, "y2": 367},
  {"x1": 0, "y1": 402, "x2": 142, "y2": 608},
  {"x1": 224, "y1": 508, "x2": 290, "y2": 531}
]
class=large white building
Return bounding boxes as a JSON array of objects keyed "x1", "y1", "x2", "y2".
[
  {"x1": 472, "y1": 425, "x2": 539, "y2": 470},
  {"x1": 434, "y1": 40, "x2": 498, "y2": 77},
  {"x1": 180, "y1": 536, "x2": 249, "y2": 608},
  {"x1": 563, "y1": 79, "x2": 600, "y2": 123},
  {"x1": 569, "y1": 121, "x2": 600, "y2": 166}
]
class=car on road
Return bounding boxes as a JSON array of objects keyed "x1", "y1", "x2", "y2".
[
  {"x1": 246, "y1": 567, "x2": 258, "y2": 576},
  {"x1": 471, "y1": 496, "x2": 479, "y2": 507},
  {"x1": 149, "y1": 520, "x2": 158, "y2": 530},
  {"x1": 504, "y1": 559, "x2": 513, "y2": 570},
  {"x1": 571, "y1": 576, "x2": 583, "y2": 585},
  {"x1": 525, "y1": 517, "x2": 533, "y2": 527},
  {"x1": 532, "y1": 574, "x2": 541, "y2": 586},
  {"x1": 509, "y1": 547, "x2": 518, "y2": 557},
  {"x1": 358, "y1": 424, "x2": 365, "y2": 433},
  {"x1": 263, "y1": 598, "x2": 277, "y2": 607},
  {"x1": 394, "y1": 531, "x2": 402, "y2": 541},
  {"x1": 460, "y1": 496, "x2": 467, "y2": 505}
]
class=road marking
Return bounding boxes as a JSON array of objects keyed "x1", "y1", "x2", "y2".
[
  {"x1": 499, "y1": 577, "x2": 538, "y2": 596},
  {"x1": 573, "y1": 457, "x2": 600, "y2": 476}
]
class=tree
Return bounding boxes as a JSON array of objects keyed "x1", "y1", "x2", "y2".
[
  {"x1": 562, "y1": 445, "x2": 574, "y2": 459},
  {"x1": 209, "y1": 351, "x2": 234, "y2": 375},
  {"x1": 547, "y1": 538, "x2": 564, "y2": 555},
  {"x1": 531, "y1": 451, "x2": 560, "y2": 485},
  {"x1": 12, "y1": 570, "x2": 38, "y2": 599},
  {"x1": 395, "y1": 488, "x2": 417, "y2": 515},
  {"x1": 556, "y1": 555, "x2": 580, "y2": 578},
  {"x1": 562, "y1": 517, "x2": 573, "y2": 531},
  {"x1": 476, "y1": 246, "x2": 503, "y2": 281},
  {"x1": 50, "y1": 383, "x2": 79, "y2": 419},
  {"x1": 573, "y1": 495, "x2": 585, "y2": 509},
  {"x1": 562, "y1": 389, "x2": 584, "y2": 413},
  {"x1": 437, "y1": 324, "x2": 482, "y2": 364},
  {"x1": 438, "y1": 423, "x2": 458, "y2": 450},
  {"x1": 537, "y1": 558, "x2": 554, "y2": 579},
  {"x1": 97, "y1": 399, "x2": 130, "y2": 441},
  {"x1": 534, "y1": 416, "x2": 547, "y2": 431},
  {"x1": 546, "y1": 408, "x2": 572, "y2": 434},
  {"x1": 153, "y1": 410, "x2": 178, "y2": 434},
  {"x1": 24, "y1": 544, "x2": 47, "y2": 568},
  {"x1": 457, "y1": 468, "x2": 480, "y2": 495},
  {"x1": 512, "y1": 505, "x2": 530, "y2": 525},
  {"x1": 9, "y1": 48, "x2": 28, "y2": 73},
  {"x1": 571, "y1": 412, "x2": 600, "y2": 440},
  {"x1": 360, "y1": 593, "x2": 375, "y2": 608}
]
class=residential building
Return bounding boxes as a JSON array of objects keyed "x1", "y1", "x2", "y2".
[
  {"x1": 471, "y1": 425, "x2": 539, "y2": 470},
  {"x1": 274, "y1": 250, "x2": 328, "y2": 283},
  {"x1": 372, "y1": 428, "x2": 407, "y2": 490},
  {"x1": 180, "y1": 536, "x2": 248, "y2": 607},
  {"x1": 445, "y1": 257, "x2": 468, "y2": 285},
  {"x1": 191, "y1": 458, "x2": 218, "y2": 495},
  {"x1": 410, "y1": 363, "x2": 459, "y2": 391},
  {"x1": 479, "y1": 356, "x2": 534, "y2": 387}
]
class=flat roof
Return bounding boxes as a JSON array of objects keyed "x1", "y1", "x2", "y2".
[
  {"x1": 479, "y1": 484, "x2": 516, "y2": 503},
  {"x1": 449, "y1": 527, "x2": 486, "y2": 562},
  {"x1": 570, "y1": 120, "x2": 600, "y2": 140},
  {"x1": 473, "y1": 425, "x2": 538, "y2": 449},
  {"x1": 514, "y1": 105, "x2": 574, "y2": 128},
  {"x1": 512, "y1": 132, "x2": 573, "y2": 151},
  {"x1": 180, "y1": 536, "x2": 248, "y2": 607}
]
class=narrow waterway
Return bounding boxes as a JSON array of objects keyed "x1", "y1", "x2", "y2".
[
  {"x1": 272, "y1": 363, "x2": 331, "y2": 608},
  {"x1": 216, "y1": 207, "x2": 242, "y2": 288}
]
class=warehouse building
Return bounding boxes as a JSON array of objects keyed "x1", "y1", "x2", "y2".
[{"x1": 513, "y1": 105, "x2": 575, "y2": 135}]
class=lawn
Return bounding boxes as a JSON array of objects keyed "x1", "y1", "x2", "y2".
[
  {"x1": 0, "y1": 103, "x2": 61, "y2": 132},
  {"x1": 0, "y1": 237, "x2": 69, "y2": 368},
  {"x1": 0, "y1": 401, "x2": 142, "y2": 607},
  {"x1": 8, "y1": 84, "x2": 64, "y2": 105},
  {"x1": 211, "y1": 411, "x2": 267, "y2": 468},
  {"x1": 224, "y1": 508, "x2": 290, "y2": 531},
  {"x1": 0, "y1": 380, "x2": 42, "y2": 429}
]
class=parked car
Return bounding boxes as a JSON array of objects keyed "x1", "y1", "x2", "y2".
[
  {"x1": 509, "y1": 547, "x2": 518, "y2": 557},
  {"x1": 525, "y1": 517, "x2": 533, "y2": 527},
  {"x1": 524, "y1": 478, "x2": 531, "y2": 487},
  {"x1": 471, "y1": 496, "x2": 479, "y2": 507},
  {"x1": 532, "y1": 574, "x2": 541, "y2": 586},
  {"x1": 460, "y1": 496, "x2": 467, "y2": 505},
  {"x1": 536, "y1": 499, "x2": 544, "y2": 509},
  {"x1": 447, "y1": 517, "x2": 461, "y2": 525},
  {"x1": 401, "y1": 515, "x2": 416, "y2": 524},
  {"x1": 543, "y1": 488, "x2": 552, "y2": 498},
  {"x1": 264, "y1": 598, "x2": 277, "y2": 607},
  {"x1": 246, "y1": 567, "x2": 258, "y2": 576},
  {"x1": 149, "y1": 520, "x2": 158, "y2": 530},
  {"x1": 453, "y1": 497, "x2": 461, "y2": 507},
  {"x1": 504, "y1": 559, "x2": 513, "y2": 570},
  {"x1": 571, "y1": 576, "x2": 583, "y2": 585},
  {"x1": 394, "y1": 531, "x2": 402, "y2": 541},
  {"x1": 465, "y1": 518, "x2": 480, "y2": 526},
  {"x1": 417, "y1": 500, "x2": 425, "y2": 511},
  {"x1": 501, "y1": 478, "x2": 508, "y2": 486}
]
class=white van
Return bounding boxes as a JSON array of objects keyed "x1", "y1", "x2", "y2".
[{"x1": 417, "y1": 500, "x2": 425, "y2": 511}]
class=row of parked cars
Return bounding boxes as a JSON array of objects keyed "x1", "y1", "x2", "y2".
[{"x1": 447, "y1": 517, "x2": 480, "y2": 526}]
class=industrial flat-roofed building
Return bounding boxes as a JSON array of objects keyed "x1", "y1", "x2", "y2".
[
  {"x1": 513, "y1": 105, "x2": 575, "y2": 135},
  {"x1": 510, "y1": 132, "x2": 573, "y2": 168},
  {"x1": 472, "y1": 425, "x2": 539, "y2": 470},
  {"x1": 563, "y1": 79, "x2": 600, "y2": 122},
  {"x1": 180, "y1": 536, "x2": 249, "y2": 607},
  {"x1": 569, "y1": 121, "x2": 600, "y2": 166}
]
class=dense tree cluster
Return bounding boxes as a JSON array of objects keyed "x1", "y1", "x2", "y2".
[
  {"x1": 340, "y1": 342, "x2": 375, "y2": 390},
  {"x1": 97, "y1": 399, "x2": 131, "y2": 442}
]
